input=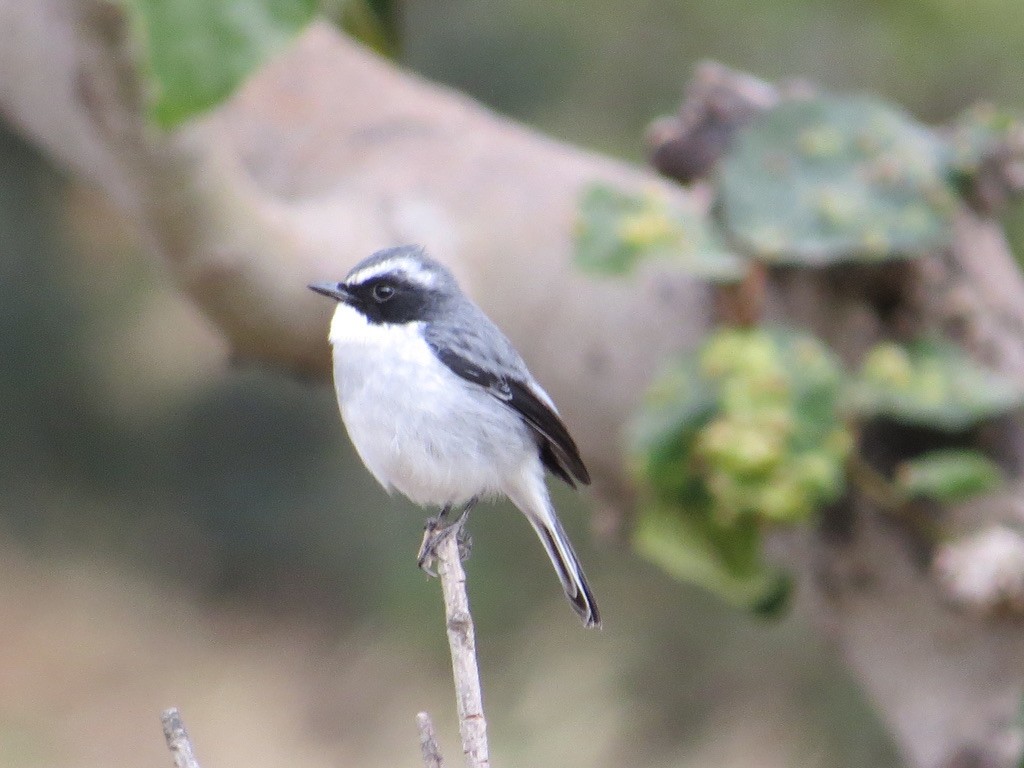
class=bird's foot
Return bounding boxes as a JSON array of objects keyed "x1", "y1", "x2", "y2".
[
  {"x1": 416, "y1": 502, "x2": 475, "y2": 576},
  {"x1": 416, "y1": 516, "x2": 445, "y2": 576}
]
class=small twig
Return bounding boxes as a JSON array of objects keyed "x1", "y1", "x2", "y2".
[
  {"x1": 847, "y1": 452, "x2": 942, "y2": 543},
  {"x1": 416, "y1": 711, "x2": 445, "y2": 768},
  {"x1": 160, "y1": 708, "x2": 203, "y2": 768},
  {"x1": 435, "y1": 530, "x2": 491, "y2": 768}
]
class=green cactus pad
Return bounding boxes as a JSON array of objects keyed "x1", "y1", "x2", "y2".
[
  {"x1": 575, "y1": 183, "x2": 745, "y2": 281},
  {"x1": 717, "y1": 96, "x2": 957, "y2": 264},
  {"x1": 847, "y1": 339, "x2": 1024, "y2": 431}
]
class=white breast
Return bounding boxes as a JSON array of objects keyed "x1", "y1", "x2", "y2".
[{"x1": 328, "y1": 303, "x2": 537, "y2": 507}]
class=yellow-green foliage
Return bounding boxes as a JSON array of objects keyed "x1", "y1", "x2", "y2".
[
  {"x1": 693, "y1": 330, "x2": 850, "y2": 525},
  {"x1": 630, "y1": 328, "x2": 849, "y2": 613}
]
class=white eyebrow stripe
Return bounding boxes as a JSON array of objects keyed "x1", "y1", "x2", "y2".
[{"x1": 348, "y1": 256, "x2": 437, "y2": 289}]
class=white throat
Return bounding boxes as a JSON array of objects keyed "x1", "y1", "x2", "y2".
[{"x1": 328, "y1": 301, "x2": 423, "y2": 347}]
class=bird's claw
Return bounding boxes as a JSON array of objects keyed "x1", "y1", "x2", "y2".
[
  {"x1": 456, "y1": 529, "x2": 473, "y2": 562},
  {"x1": 416, "y1": 513, "x2": 472, "y2": 576},
  {"x1": 416, "y1": 517, "x2": 441, "y2": 576}
]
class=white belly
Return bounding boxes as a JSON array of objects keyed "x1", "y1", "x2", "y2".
[{"x1": 328, "y1": 304, "x2": 536, "y2": 507}]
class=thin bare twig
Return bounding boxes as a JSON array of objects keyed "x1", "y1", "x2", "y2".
[
  {"x1": 435, "y1": 531, "x2": 490, "y2": 768},
  {"x1": 417, "y1": 711, "x2": 445, "y2": 768},
  {"x1": 160, "y1": 708, "x2": 202, "y2": 768}
]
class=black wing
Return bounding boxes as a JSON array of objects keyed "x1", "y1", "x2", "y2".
[{"x1": 430, "y1": 345, "x2": 591, "y2": 488}]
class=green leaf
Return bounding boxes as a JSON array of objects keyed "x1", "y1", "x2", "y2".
[
  {"x1": 634, "y1": 504, "x2": 791, "y2": 615},
  {"x1": 126, "y1": 0, "x2": 318, "y2": 128},
  {"x1": 896, "y1": 449, "x2": 1003, "y2": 503},
  {"x1": 718, "y1": 96, "x2": 957, "y2": 264},
  {"x1": 575, "y1": 183, "x2": 745, "y2": 281},
  {"x1": 632, "y1": 354, "x2": 718, "y2": 460},
  {"x1": 630, "y1": 356, "x2": 717, "y2": 510},
  {"x1": 847, "y1": 339, "x2": 1024, "y2": 431}
]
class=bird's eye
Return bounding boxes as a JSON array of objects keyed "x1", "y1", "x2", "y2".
[{"x1": 372, "y1": 283, "x2": 396, "y2": 302}]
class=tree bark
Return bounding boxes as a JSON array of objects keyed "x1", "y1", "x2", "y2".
[{"x1": 2, "y1": 4, "x2": 1023, "y2": 767}]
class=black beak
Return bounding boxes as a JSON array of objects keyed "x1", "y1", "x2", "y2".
[{"x1": 309, "y1": 281, "x2": 352, "y2": 302}]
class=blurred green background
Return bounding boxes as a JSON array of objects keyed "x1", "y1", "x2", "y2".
[{"x1": 4, "y1": 0, "x2": 1022, "y2": 765}]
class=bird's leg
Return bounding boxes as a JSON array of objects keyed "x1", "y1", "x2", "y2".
[
  {"x1": 451, "y1": 500, "x2": 475, "y2": 563},
  {"x1": 417, "y1": 499, "x2": 477, "y2": 576}
]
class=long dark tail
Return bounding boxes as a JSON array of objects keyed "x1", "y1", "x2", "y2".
[{"x1": 524, "y1": 500, "x2": 601, "y2": 628}]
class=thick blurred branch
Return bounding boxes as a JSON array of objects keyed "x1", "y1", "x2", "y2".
[
  {"x1": 2, "y1": 4, "x2": 1024, "y2": 768},
  {"x1": 0, "y1": 0, "x2": 706, "y2": 510}
]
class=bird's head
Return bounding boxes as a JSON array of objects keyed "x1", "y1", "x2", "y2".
[{"x1": 309, "y1": 245, "x2": 459, "y2": 325}]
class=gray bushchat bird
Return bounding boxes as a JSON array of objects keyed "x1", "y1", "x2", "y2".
[{"x1": 309, "y1": 245, "x2": 600, "y2": 627}]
